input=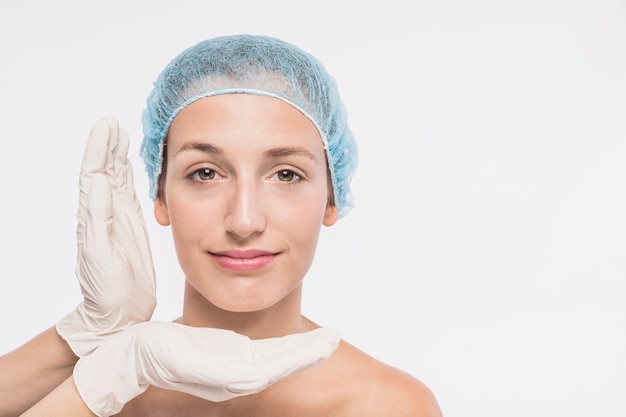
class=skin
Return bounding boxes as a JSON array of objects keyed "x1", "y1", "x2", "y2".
[
  {"x1": 10, "y1": 93, "x2": 442, "y2": 417},
  {"x1": 0, "y1": 327, "x2": 77, "y2": 416},
  {"x1": 20, "y1": 377, "x2": 93, "y2": 417},
  {"x1": 119, "y1": 94, "x2": 442, "y2": 416},
  {"x1": 155, "y1": 94, "x2": 338, "y2": 337}
]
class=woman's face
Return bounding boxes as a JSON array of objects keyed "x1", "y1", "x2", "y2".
[{"x1": 155, "y1": 94, "x2": 338, "y2": 313}]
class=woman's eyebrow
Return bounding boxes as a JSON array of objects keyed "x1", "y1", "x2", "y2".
[
  {"x1": 264, "y1": 146, "x2": 319, "y2": 162},
  {"x1": 173, "y1": 142, "x2": 223, "y2": 156}
]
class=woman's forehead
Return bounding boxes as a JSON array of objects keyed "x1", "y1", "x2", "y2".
[{"x1": 167, "y1": 94, "x2": 325, "y2": 153}]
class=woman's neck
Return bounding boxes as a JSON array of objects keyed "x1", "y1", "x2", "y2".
[{"x1": 180, "y1": 280, "x2": 309, "y2": 339}]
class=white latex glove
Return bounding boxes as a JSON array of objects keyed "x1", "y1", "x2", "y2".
[
  {"x1": 56, "y1": 116, "x2": 156, "y2": 357},
  {"x1": 73, "y1": 321, "x2": 340, "y2": 416}
]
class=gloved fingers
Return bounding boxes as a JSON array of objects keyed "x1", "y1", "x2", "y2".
[
  {"x1": 108, "y1": 170, "x2": 156, "y2": 302},
  {"x1": 109, "y1": 125, "x2": 144, "y2": 237},
  {"x1": 114, "y1": 130, "x2": 147, "y2": 229},
  {"x1": 109, "y1": 121, "x2": 150, "y2": 247},
  {"x1": 102, "y1": 117, "x2": 154, "y2": 283},
  {"x1": 78, "y1": 117, "x2": 117, "y2": 238},
  {"x1": 169, "y1": 327, "x2": 339, "y2": 396},
  {"x1": 103, "y1": 125, "x2": 157, "y2": 317},
  {"x1": 78, "y1": 117, "x2": 116, "y2": 249},
  {"x1": 113, "y1": 125, "x2": 130, "y2": 191},
  {"x1": 253, "y1": 327, "x2": 341, "y2": 360},
  {"x1": 123, "y1": 161, "x2": 145, "y2": 221},
  {"x1": 251, "y1": 327, "x2": 341, "y2": 383},
  {"x1": 172, "y1": 329, "x2": 341, "y2": 400},
  {"x1": 110, "y1": 152, "x2": 156, "y2": 299},
  {"x1": 80, "y1": 118, "x2": 113, "y2": 179},
  {"x1": 101, "y1": 115, "x2": 119, "y2": 179},
  {"x1": 83, "y1": 174, "x2": 113, "y2": 248},
  {"x1": 76, "y1": 172, "x2": 137, "y2": 310},
  {"x1": 77, "y1": 120, "x2": 106, "y2": 229},
  {"x1": 78, "y1": 174, "x2": 117, "y2": 295},
  {"x1": 137, "y1": 325, "x2": 270, "y2": 400},
  {"x1": 80, "y1": 173, "x2": 138, "y2": 294}
]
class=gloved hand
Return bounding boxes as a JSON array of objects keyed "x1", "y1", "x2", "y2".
[
  {"x1": 56, "y1": 116, "x2": 156, "y2": 357},
  {"x1": 73, "y1": 321, "x2": 340, "y2": 416}
]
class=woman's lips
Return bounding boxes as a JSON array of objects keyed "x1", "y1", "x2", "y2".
[{"x1": 210, "y1": 249, "x2": 277, "y2": 271}]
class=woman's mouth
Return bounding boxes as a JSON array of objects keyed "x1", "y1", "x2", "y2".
[{"x1": 210, "y1": 249, "x2": 278, "y2": 271}]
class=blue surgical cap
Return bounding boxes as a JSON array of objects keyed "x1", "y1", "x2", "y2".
[{"x1": 140, "y1": 34, "x2": 358, "y2": 218}]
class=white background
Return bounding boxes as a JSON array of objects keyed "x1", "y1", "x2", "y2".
[{"x1": 1, "y1": 1, "x2": 625, "y2": 416}]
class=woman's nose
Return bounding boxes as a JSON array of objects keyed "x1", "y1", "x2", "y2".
[{"x1": 224, "y1": 180, "x2": 266, "y2": 239}]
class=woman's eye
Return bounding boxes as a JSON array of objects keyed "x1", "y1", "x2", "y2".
[
  {"x1": 272, "y1": 169, "x2": 301, "y2": 183},
  {"x1": 190, "y1": 168, "x2": 218, "y2": 182}
]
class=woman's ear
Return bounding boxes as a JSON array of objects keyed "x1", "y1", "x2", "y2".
[
  {"x1": 322, "y1": 204, "x2": 339, "y2": 227},
  {"x1": 154, "y1": 197, "x2": 171, "y2": 226}
]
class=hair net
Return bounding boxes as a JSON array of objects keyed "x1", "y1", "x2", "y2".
[{"x1": 140, "y1": 34, "x2": 358, "y2": 218}]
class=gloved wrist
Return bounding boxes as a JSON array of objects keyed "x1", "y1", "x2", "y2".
[
  {"x1": 56, "y1": 302, "x2": 148, "y2": 357},
  {"x1": 56, "y1": 307, "x2": 113, "y2": 357}
]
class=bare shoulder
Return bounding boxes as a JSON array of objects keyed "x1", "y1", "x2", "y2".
[{"x1": 332, "y1": 340, "x2": 443, "y2": 417}]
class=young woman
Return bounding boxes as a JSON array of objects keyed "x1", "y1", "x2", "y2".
[{"x1": 3, "y1": 34, "x2": 442, "y2": 417}]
